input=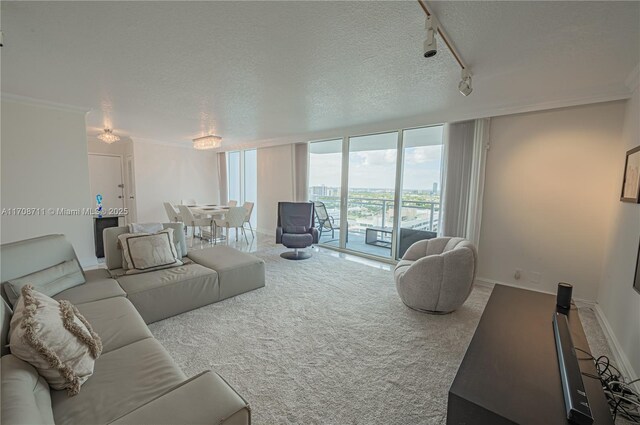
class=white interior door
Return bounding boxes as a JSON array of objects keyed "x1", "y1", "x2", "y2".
[
  {"x1": 124, "y1": 154, "x2": 137, "y2": 223},
  {"x1": 88, "y1": 154, "x2": 124, "y2": 215}
]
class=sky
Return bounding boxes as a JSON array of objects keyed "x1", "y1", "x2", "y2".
[{"x1": 309, "y1": 145, "x2": 443, "y2": 191}]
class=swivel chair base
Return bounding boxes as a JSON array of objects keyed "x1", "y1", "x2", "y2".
[{"x1": 280, "y1": 248, "x2": 312, "y2": 260}]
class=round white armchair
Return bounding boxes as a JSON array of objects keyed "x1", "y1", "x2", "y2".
[{"x1": 394, "y1": 237, "x2": 477, "y2": 314}]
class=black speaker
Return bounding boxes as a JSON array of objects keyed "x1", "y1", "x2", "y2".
[{"x1": 556, "y1": 282, "x2": 573, "y2": 312}]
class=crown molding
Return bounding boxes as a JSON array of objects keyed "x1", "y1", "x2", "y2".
[
  {"x1": 625, "y1": 63, "x2": 639, "y2": 92},
  {"x1": 1, "y1": 92, "x2": 90, "y2": 114}
]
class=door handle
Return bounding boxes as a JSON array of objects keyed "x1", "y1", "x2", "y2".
[
  {"x1": 129, "y1": 196, "x2": 135, "y2": 199},
  {"x1": 118, "y1": 196, "x2": 123, "y2": 199}
]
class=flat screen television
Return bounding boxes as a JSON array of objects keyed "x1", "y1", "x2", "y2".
[{"x1": 634, "y1": 238, "x2": 640, "y2": 295}]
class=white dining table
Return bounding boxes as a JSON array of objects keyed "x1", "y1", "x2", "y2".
[
  {"x1": 187, "y1": 205, "x2": 230, "y2": 242},
  {"x1": 188, "y1": 205, "x2": 229, "y2": 218}
]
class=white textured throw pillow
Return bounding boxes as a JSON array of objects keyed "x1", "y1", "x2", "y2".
[
  {"x1": 118, "y1": 228, "x2": 183, "y2": 275},
  {"x1": 9, "y1": 285, "x2": 102, "y2": 396}
]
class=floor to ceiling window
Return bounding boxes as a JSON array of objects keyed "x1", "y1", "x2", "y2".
[
  {"x1": 346, "y1": 132, "x2": 398, "y2": 259},
  {"x1": 226, "y1": 149, "x2": 258, "y2": 227},
  {"x1": 307, "y1": 125, "x2": 444, "y2": 262},
  {"x1": 308, "y1": 139, "x2": 343, "y2": 246},
  {"x1": 227, "y1": 151, "x2": 241, "y2": 203},
  {"x1": 396, "y1": 126, "x2": 443, "y2": 260}
]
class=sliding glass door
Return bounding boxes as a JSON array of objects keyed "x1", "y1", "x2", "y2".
[
  {"x1": 227, "y1": 151, "x2": 241, "y2": 203},
  {"x1": 308, "y1": 139, "x2": 343, "y2": 247},
  {"x1": 226, "y1": 149, "x2": 257, "y2": 226},
  {"x1": 396, "y1": 126, "x2": 444, "y2": 260},
  {"x1": 307, "y1": 125, "x2": 443, "y2": 262},
  {"x1": 243, "y1": 149, "x2": 257, "y2": 227},
  {"x1": 345, "y1": 132, "x2": 398, "y2": 258}
]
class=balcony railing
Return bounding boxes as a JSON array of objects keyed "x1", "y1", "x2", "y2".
[{"x1": 310, "y1": 195, "x2": 440, "y2": 234}]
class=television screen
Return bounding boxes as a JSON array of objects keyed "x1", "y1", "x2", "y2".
[{"x1": 635, "y1": 238, "x2": 640, "y2": 295}]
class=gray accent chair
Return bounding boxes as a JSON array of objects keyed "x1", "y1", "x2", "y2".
[
  {"x1": 0, "y1": 234, "x2": 251, "y2": 425},
  {"x1": 394, "y1": 237, "x2": 477, "y2": 314},
  {"x1": 276, "y1": 202, "x2": 319, "y2": 260}
]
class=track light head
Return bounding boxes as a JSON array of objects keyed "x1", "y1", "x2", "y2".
[
  {"x1": 458, "y1": 69, "x2": 473, "y2": 96},
  {"x1": 423, "y1": 16, "x2": 437, "y2": 58}
]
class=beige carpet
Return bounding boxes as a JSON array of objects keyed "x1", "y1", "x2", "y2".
[{"x1": 149, "y1": 243, "x2": 614, "y2": 425}]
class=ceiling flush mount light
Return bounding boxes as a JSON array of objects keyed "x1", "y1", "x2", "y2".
[
  {"x1": 193, "y1": 135, "x2": 222, "y2": 150},
  {"x1": 97, "y1": 128, "x2": 120, "y2": 144},
  {"x1": 423, "y1": 15, "x2": 438, "y2": 58},
  {"x1": 458, "y1": 69, "x2": 473, "y2": 96},
  {"x1": 418, "y1": 0, "x2": 473, "y2": 96}
]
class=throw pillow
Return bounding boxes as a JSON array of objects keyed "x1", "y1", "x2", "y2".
[
  {"x1": 5, "y1": 259, "x2": 85, "y2": 306},
  {"x1": 9, "y1": 285, "x2": 102, "y2": 396},
  {"x1": 118, "y1": 228, "x2": 183, "y2": 275}
]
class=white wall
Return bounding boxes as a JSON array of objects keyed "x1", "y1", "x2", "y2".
[
  {"x1": 1, "y1": 98, "x2": 97, "y2": 266},
  {"x1": 477, "y1": 101, "x2": 626, "y2": 301},
  {"x1": 597, "y1": 87, "x2": 640, "y2": 378},
  {"x1": 132, "y1": 141, "x2": 219, "y2": 223},
  {"x1": 256, "y1": 144, "x2": 295, "y2": 234}
]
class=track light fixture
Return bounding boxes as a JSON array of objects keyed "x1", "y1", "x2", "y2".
[
  {"x1": 423, "y1": 15, "x2": 438, "y2": 58},
  {"x1": 458, "y1": 69, "x2": 473, "y2": 96},
  {"x1": 418, "y1": 0, "x2": 473, "y2": 96}
]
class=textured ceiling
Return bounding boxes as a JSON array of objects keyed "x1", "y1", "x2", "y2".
[{"x1": 1, "y1": 1, "x2": 638, "y2": 148}]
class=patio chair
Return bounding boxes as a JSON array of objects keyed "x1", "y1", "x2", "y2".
[{"x1": 313, "y1": 201, "x2": 347, "y2": 242}]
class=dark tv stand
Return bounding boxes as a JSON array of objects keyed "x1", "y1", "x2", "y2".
[{"x1": 447, "y1": 285, "x2": 613, "y2": 425}]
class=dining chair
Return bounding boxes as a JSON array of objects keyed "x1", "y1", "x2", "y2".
[
  {"x1": 241, "y1": 202, "x2": 255, "y2": 238},
  {"x1": 228, "y1": 200, "x2": 238, "y2": 207},
  {"x1": 214, "y1": 207, "x2": 248, "y2": 244},
  {"x1": 181, "y1": 199, "x2": 197, "y2": 206},
  {"x1": 163, "y1": 202, "x2": 180, "y2": 222},
  {"x1": 177, "y1": 205, "x2": 213, "y2": 247}
]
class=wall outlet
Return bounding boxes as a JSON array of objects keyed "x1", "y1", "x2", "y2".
[
  {"x1": 514, "y1": 269, "x2": 523, "y2": 280},
  {"x1": 529, "y1": 272, "x2": 542, "y2": 284}
]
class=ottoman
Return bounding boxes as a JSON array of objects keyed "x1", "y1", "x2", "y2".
[{"x1": 187, "y1": 246, "x2": 265, "y2": 301}]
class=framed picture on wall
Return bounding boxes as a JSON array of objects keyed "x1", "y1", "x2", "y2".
[
  {"x1": 621, "y1": 146, "x2": 640, "y2": 203},
  {"x1": 634, "y1": 238, "x2": 640, "y2": 295}
]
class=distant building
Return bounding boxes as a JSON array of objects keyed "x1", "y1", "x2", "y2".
[{"x1": 432, "y1": 182, "x2": 438, "y2": 194}]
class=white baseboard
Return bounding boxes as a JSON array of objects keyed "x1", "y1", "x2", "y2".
[
  {"x1": 593, "y1": 304, "x2": 640, "y2": 391},
  {"x1": 475, "y1": 277, "x2": 592, "y2": 304}
]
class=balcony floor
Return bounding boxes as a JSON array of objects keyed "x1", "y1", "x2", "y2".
[{"x1": 317, "y1": 229, "x2": 394, "y2": 259}]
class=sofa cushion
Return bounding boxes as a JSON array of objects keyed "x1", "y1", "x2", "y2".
[
  {"x1": 53, "y1": 279, "x2": 126, "y2": 306},
  {"x1": 1, "y1": 354, "x2": 55, "y2": 425},
  {"x1": 74, "y1": 297, "x2": 152, "y2": 354},
  {"x1": 51, "y1": 338, "x2": 186, "y2": 425},
  {"x1": 187, "y1": 246, "x2": 265, "y2": 301},
  {"x1": 110, "y1": 371, "x2": 250, "y2": 425},
  {"x1": 117, "y1": 264, "x2": 219, "y2": 324},
  {"x1": 9, "y1": 286, "x2": 102, "y2": 395},
  {"x1": 5, "y1": 259, "x2": 85, "y2": 306},
  {"x1": 83, "y1": 268, "x2": 113, "y2": 281}
]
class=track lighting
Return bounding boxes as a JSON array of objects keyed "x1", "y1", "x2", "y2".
[
  {"x1": 458, "y1": 69, "x2": 473, "y2": 96},
  {"x1": 423, "y1": 15, "x2": 438, "y2": 58},
  {"x1": 417, "y1": 1, "x2": 474, "y2": 96}
]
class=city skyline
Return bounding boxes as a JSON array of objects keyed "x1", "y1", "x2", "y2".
[{"x1": 309, "y1": 145, "x2": 443, "y2": 192}]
